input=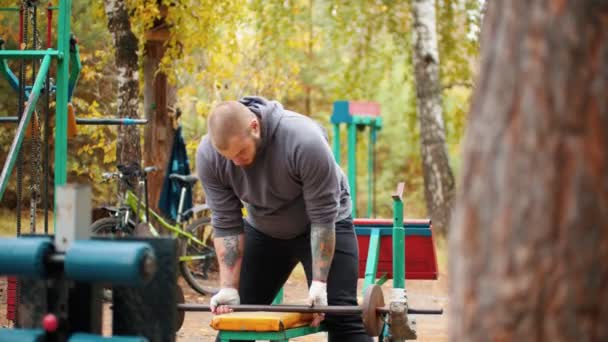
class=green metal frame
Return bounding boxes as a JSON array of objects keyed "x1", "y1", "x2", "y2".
[
  {"x1": 361, "y1": 187, "x2": 406, "y2": 293},
  {"x1": 218, "y1": 325, "x2": 326, "y2": 341},
  {"x1": 0, "y1": 0, "x2": 73, "y2": 231},
  {"x1": 0, "y1": 53, "x2": 51, "y2": 200},
  {"x1": 332, "y1": 115, "x2": 382, "y2": 218},
  {"x1": 391, "y1": 190, "x2": 405, "y2": 289}
]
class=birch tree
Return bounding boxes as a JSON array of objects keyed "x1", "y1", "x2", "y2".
[
  {"x1": 412, "y1": 0, "x2": 455, "y2": 234},
  {"x1": 103, "y1": 0, "x2": 141, "y2": 173}
]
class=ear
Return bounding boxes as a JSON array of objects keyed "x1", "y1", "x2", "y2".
[{"x1": 250, "y1": 118, "x2": 260, "y2": 137}]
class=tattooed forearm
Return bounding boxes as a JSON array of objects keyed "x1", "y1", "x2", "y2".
[
  {"x1": 215, "y1": 233, "x2": 244, "y2": 288},
  {"x1": 311, "y1": 223, "x2": 335, "y2": 282},
  {"x1": 221, "y1": 235, "x2": 241, "y2": 268}
]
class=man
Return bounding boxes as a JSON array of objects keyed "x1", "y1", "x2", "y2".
[{"x1": 196, "y1": 96, "x2": 372, "y2": 341}]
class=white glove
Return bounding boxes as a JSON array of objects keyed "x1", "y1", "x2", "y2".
[
  {"x1": 210, "y1": 288, "x2": 240, "y2": 314},
  {"x1": 307, "y1": 281, "x2": 327, "y2": 327}
]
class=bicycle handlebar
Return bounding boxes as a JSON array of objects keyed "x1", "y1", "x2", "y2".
[
  {"x1": 101, "y1": 165, "x2": 157, "y2": 182},
  {"x1": 143, "y1": 166, "x2": 158, "y2": 174}
]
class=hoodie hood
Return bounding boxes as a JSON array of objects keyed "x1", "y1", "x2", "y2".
[{"x1": 238, "y1": 96, "x2": 284, "y2": 152}]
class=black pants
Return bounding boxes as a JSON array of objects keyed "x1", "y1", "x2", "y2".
[{"x1": 216, "y1": 217, "x2": 372, "y2": 342}]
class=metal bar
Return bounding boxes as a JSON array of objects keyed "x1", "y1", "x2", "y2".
[
  {"x1": 178, "y1": 303, "x2": 364, "y2": 314},
  {"x1": 354, "y1": 227, "x2": 432, "y2": 237},
  {"x1": 362, "y1": 228, "x2": 381, "y2": 294},
  {"x1": 47, "y1": 4, "x2": 53, "y2": 49},
  {"x1": 332, "y1": 123, "x2": 340, "y2": 164},
  {"x1": 177, "y1": 303, "x2": 442, "y2": 315},
  {"x1": 19, "y1": 4, "x2": 23, "y2": 44},
  {"x1": 0, "y1": 117, "x2": 149, "y2": 125},
  {"x1": 371, "y1": 126, "x2": 377, "y2": 217},
  {"x1": 0, "y1": 55, "x2": 20, "y2": 92},
  {"x1": 367, "y1": 126, "x2": 373, "y2": 217},
  {"x1": 54, "y1": 0, "x2": 72, "y2": 196},
  {"x1": 392, "y1": 183, "x2": 405, "y2": 289},
  {"x1": 44, "y1": 53, "x2": 50, "y2": 233},
  {"x1": 0, "y1": 7, "x2": 20, "y2": 12},
  {"x1": 0, "y1": 50, "x2": 60, "y2": 58},
  {"x1": 347, "y1": 123, "x2": 357, "y2": 217},
  {"x1": 75, "y1": 118, "x2": 148, "y2": 125},
  {"x1": 0, "y1": 54, "x2": 51, "y2": 202}
]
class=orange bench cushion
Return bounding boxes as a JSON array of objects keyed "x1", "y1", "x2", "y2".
[{"x1": 210, "y1": 312, "x2": 314, "y2": 332}]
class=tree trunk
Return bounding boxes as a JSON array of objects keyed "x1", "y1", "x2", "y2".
[
  {"x1": 143, "y1": 12, "x2": 176, "y2": 212},
  {"x1": 412, "y1": 0, "x2": 455, "y2": 234},
  {"x1": 103, "y1": 0, "x2": 141, "y2": 172},
  {"x1": 450, "y1": 1, "x2": 608, "y2": 341}
]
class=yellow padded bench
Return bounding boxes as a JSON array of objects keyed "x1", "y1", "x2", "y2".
[
  {"x1": 211, "y1": 311, "x2": 326, "y2": 341},
  {"x1": 210, "y1": 311, "x2": 314, "y2": 332}
]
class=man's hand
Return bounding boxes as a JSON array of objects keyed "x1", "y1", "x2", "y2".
[
  {"x1": 210, "y1": 287, "x2": 240, "y2": 315},
  {"x1": 307, "y1": 280, "x2": 328, "y2": 327}
]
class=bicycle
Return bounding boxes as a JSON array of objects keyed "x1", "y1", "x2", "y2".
[{"x1": 90, "y1": 163, "x2": 218, "y2": 296}]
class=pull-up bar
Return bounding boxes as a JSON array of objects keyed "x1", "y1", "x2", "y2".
[{"x1": 0, "y1": 116, "x2": 148, "y2": 126}]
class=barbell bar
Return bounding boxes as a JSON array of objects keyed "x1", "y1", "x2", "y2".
[
  {"x1": 177, "y1": 303, "x2": 442, "y2": 315},
  {"x1": 175, "y1": 284, "x2": 442, "y2": 336}
]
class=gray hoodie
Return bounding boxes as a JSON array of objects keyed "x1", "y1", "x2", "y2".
[{"x1": 196, "y1": 96, "x2": 351, "y2": 239}]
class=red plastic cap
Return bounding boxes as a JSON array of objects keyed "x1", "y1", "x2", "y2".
[{"x1": 42, "y1": 314, "x2": 59, "y2": 332}]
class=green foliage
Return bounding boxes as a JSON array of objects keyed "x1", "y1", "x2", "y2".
[{"x1": 0, "y1": 0, "x2": 483, "y2": 219}]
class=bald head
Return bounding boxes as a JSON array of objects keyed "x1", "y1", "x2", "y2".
[{"x1": 208, "y1": 101, "x2": 256, "y2": 151}]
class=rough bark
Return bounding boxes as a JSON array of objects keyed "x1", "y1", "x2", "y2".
[
  {"x1": 103, "y1": 0, "x2": 142, "y2": 172},
  {"x1": 412, "y1": 0, "x2": 455, "y2": 234},
  {"x1": 450, "y1": 1, "x2": 608, "y2": 341},
  {"x1": 143, "y1": 17, "x2": 176, "y2": 212}
]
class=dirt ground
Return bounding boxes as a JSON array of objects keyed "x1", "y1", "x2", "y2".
[{"x1": 0, "y1": 267, "x2": 448, "y2": 341}]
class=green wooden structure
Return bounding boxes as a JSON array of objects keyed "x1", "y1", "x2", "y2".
[{"x1": 331, "y1": 100, "x2": 382, "y2": 218}]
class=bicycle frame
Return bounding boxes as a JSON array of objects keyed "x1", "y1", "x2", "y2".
[{"x1": 123, "y1": 189, "x2": 205, "y2": 246}]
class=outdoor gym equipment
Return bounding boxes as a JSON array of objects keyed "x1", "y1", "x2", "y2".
[
  {"x1": 204, "y1": 183, "x2": 441, "y2": 341},
  {"x1": 331, "y1": 100, "x2": 382, "y2": 218},
  {"x1": 0, "y1": 185, "x2": 175, "y2": 342},
  {"x1": 0, "y1": 1, "x2": 150, "y2": 325},
  {"x1": 175, "y1": 284, "x2": 442, "y2": 337}
]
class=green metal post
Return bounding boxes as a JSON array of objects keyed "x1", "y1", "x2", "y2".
[
  {"x1": 347, "y1": 123, "x2": 357, "y2": 217},
  {"x1": 0, "y1": 55, "x2": 51, "y2": 201},
  {"x1": 0, "y1": 57, "x2": 19, "y2": 91},
  {"x1": 55, "y1": 0, "x2": 72, "y2": 194},
  {"x1": 367, "y1": 126, "x2": 374, "y2": 217},
  {"x1": 362, "y1": 229, "x2": 380, "y2": 294},
  {"x1": 332, "y1": 123, "x2": 341, "y2": 164},
  {"x1": 392, "y1": 184, "x2": 405, "y2": 289},
  {"x1": 272, "y1": 287, "x2": 284, "y2": 305}
]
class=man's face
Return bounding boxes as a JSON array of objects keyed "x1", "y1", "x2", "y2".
[{"x1": 217, "y1": 119, "x2": 260, "y2": 167}]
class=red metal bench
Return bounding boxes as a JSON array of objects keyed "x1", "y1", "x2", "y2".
[{"x1": 354, "y1": 218, "x2": 438, "y2": 280}]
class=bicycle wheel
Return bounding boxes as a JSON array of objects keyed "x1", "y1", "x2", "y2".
[
  {"x1": 178, "y1": 216, "x2": 219, "y2": 296},
  {"x1": 90, "y1": 217, "x2": 134, "y2": 237}
]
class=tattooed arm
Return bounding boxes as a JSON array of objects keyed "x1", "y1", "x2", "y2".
[
  {"x1": 310, "y1": 223, "x2": 335, "y2": 282},
  {"x1": 209, "y1": 233, "x2": 244, "y2": 314},
  {"x1": 308, "y1": 223, "x2": 335, "y2": 326},
  {"x1": 214, "y1": 233, "x2": 245, "y2": 288}
]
